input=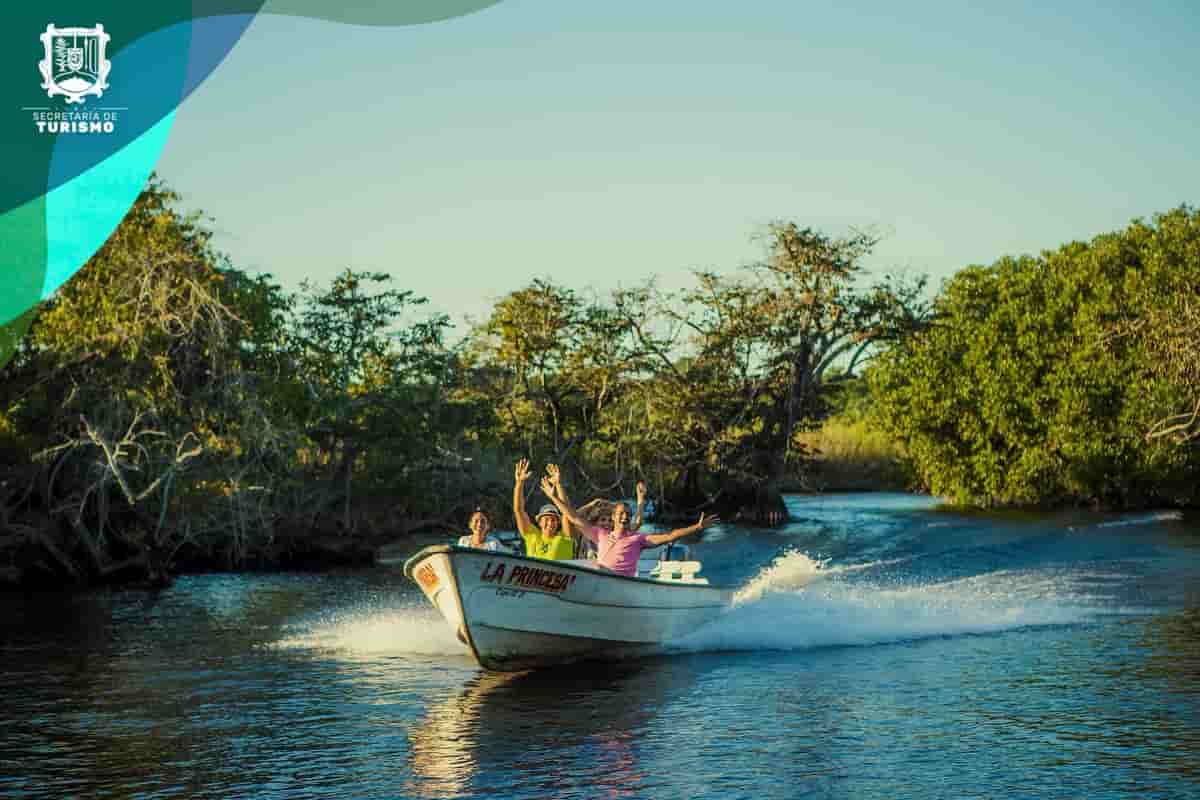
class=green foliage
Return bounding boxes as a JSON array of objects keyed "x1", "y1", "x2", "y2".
[
  {"x1": 1126, "y1": 209, "x2": 1200, "y2": 444},
  {"x1": 0, "y1": 176, "x2": 283, "y2": 580},
  {"x1": 17, "y1": 171, "x2": 1197, "y2": 588},
  {"x1": 869, "y1": 208, "x2": 1200, "y2": 508},
  {"x1": 287, "y1": 268, "x2": 493, "y2": 527},
  {"x1": 639, "y1": 225, "x2": 928, "y2": 496},
  {"x1": 461, "y1": 227, "x2": 929, "y2": 512},
  {"x1": 467, "y1": 279, "x2": 646, "y2": 477},
  {"x1": 0, "y1": 181, "x2": 488, "y2": 584}
]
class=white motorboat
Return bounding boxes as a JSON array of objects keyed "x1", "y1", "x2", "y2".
[{"x1": 403, "y1": 544, "x2": 733, "y2": 671}]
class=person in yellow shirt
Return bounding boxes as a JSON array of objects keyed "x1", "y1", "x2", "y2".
[
  {"x1": 542, "y1": 464, "x2": 646, "y2": 559},
  {"x1": 512, "y1": 458, "x2": 575, "y2": 560}
]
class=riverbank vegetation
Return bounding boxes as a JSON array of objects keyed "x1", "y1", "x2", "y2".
[
  {"x1": 869, "y1": 207, "x2": 1200, "y2": 508},
  {"x1": 0, "y1": 178, "x2": 926, "y2": 586},
  {"x1": 0, "y1": 178, "x2": 1196, "y2": 587}
]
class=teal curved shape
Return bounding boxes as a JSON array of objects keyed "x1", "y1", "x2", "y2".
[
  {"x1": 0, "y1": 197, "x2": 46, "y2": 326},
  {"x1": 0, "y1": 0, "x2": 508, "y2": 368},
  {"x1": 42, "y1": 112, "x2": 177, "y2": 299},
  {"x1": 258, "y1": 0, "x2": 502, "y2": 25}
]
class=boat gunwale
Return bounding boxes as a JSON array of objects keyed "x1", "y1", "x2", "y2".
[{"x1": 403, "y1": 544, "x2": 734, "y2": 591}]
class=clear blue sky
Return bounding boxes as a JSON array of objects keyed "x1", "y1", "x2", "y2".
[{"x1": 156, "y1": 0, "x2": 1200, "y2": 329}]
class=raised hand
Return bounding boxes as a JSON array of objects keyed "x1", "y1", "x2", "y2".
[
  {"x1": 696, "y1": 512, "x2": 720, "y2": 531},
  {"x1": 636, "y1": 481, "x2": 647, "y2": 504},
  {"x1": 540, "y1": 476, "x2": 559, "y2": 500},
  {"x1": 515, "y1": 458, "x2": 531, "y2": 484},
  {"x1": 546, "y1": 463, "x2": 562, "y2": 488}
]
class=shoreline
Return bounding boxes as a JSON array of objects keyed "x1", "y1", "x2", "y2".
[{"x1": 7, "y1": 487, "x2": 1195, "y2": 593}]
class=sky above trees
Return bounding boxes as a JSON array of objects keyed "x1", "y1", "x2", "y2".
[{"x1": 156, "y1": 0, "x2": 1200, "y2": 328}]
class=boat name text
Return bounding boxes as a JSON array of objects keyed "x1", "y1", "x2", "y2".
[{"x1": 480, "y1": 561, "x2": 576, "y2": 594}]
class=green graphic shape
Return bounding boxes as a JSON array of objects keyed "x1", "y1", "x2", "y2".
[
  {"x1": 259, "y1": 0, "x2": 502, "y2": 25},
  {"x1": 0, "y1": 0, "x2": 508, "y2": 369}
]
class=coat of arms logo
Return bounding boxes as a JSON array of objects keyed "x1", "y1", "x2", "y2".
[{"x1": 39, "y1": 24, "x2": 111, "y2": 104}]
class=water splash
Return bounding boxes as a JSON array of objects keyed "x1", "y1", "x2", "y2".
[
  {"x1": 674, "y1": 553, "x2": 1097, "y2": 655},
  {"x1": 733, "y1": 550, "x2": 913, "y2": 604},
  {"x1": 272, "y1": 603, "x2": 466, "y2": 657},
  {"x1": 733, "y1": 550, "x2": 828, "y2": 603}
]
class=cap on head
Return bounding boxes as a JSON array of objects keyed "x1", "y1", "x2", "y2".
[{"x1": 537, "y1": 504, "x2": 561, "y2": 521}]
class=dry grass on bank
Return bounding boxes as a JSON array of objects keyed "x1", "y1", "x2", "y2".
[{"x1": 797, "y1": 416, "x2": 913, "y2": 491}]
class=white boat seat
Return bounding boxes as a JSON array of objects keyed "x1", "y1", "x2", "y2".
[
  {"x1": 632, "y1": 545, "x2": 688, "y2": 577},
  {"x1": 645, "y1": 560, "x2": 708, "y2": 584}
]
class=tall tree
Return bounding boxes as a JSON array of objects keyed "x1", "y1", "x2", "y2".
[
  {"x1": 1131, "y1": 208, "x2": 1200, "y2": 445},
  {"x1": 291, "y1": 269, "x2": 451, "y2": 529},
  {"x1": 605, "y1": 227, "x2": 928, "y2": 510},
  {"x1": 0, "y1": 177, "x2": 295, "y2": 580},
  {"x1": 647, "y1": 224, "x2": 928, "y2": 490}
]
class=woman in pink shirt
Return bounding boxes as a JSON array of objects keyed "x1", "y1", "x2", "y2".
[{"x1": 538, "y1": 472, "x2": 719, "y2": 576}]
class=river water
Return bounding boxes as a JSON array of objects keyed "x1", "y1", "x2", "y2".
[{"x1": 2, "y1": 493, "x2": 1198, "y2": 799}]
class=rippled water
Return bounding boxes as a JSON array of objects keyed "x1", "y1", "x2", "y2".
[{"x1": 2, "y1": 494, "x2": 1198, "y2": 799}]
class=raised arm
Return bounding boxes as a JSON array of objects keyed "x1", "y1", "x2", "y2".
[
  {"x1": 540, "y1": 476, "x2": 591, "y2": 531},
  {"x1": 630, "y1": 481, "x2": 647, "y2": 531},
  {"x1": 512, "y1": 458, "x2": 534, "y2": 533},
  {"x1": 642, "y1": 512, "x2": 720, "y2": 547},
  {"x1": 545, "y1": 464, "x2": 575, "y2": 538}
]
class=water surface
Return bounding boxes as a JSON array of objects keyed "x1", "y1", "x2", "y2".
[{"x1": 2, "y1": 494, "x2": 1198, "y2": 798}]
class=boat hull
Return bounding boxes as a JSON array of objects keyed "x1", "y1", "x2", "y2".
[{"x1": 403, "y1": 545, "x2": 732, "y2": 671}]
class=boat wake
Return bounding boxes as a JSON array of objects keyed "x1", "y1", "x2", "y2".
[
  {"x1": 275, "y1": 545, "x2": 1136, "y2": 668},
  {"x1": 732, "y1": 550, "x2": 915, "y2": 603},
  {"x1": 1086, "y1": 510, "x2": 1184, "y2": 529},
  {"x1": 272, "y1": 603, "x2": 467, "y2": 657},
  {"x1": 669, "y1": 551, "x2": 1101, "y2": 656},
  {"x1": 732, "y1": 550, "x2": 828, "y2": 603}
]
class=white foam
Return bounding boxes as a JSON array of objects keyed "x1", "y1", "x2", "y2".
[
  {"x1": 733, "y1": 550, "x2": 827, "y2": 603},
  {"x1": 1092, "y1": 511, "x2": 1183, "y2": 529},
  {"x1": 272, "y1": 551, "x2": 1130, "y2": 664},
  {"x1": 733, "y1": 551, "x2": 913, "y2": 604},
  {"x1": 672, "y1": 555, "x2": 1097, "y2": 655},
  {"x1": 273, "y1": 604, "x2": 467, "y2": 657}
]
